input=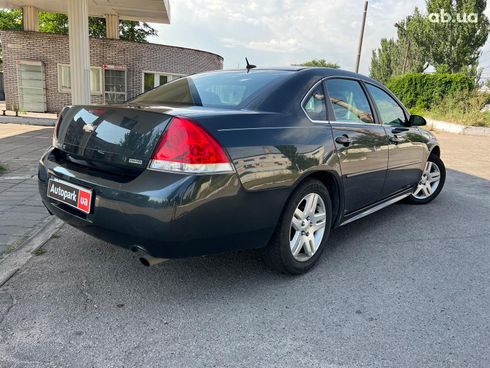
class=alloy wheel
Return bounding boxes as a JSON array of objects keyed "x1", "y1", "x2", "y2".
[
  {"x1": 289, "y1": 193, "x2": 327, "y2": 262},
  {"x1": 413, "y1": 161, "x2": 441, "y2": 200}
]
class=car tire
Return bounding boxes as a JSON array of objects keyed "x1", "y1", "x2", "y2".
[
  {"x1": 262, "y1": 179, "x2": 333, "y2": 275},
  {"x1": 405, "y1": 153, "x2": 446, "y2": 205}
]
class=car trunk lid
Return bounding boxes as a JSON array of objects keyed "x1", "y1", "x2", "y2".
[{"x1": 55, "y1": 106, "x2": 172, "y2": 175}]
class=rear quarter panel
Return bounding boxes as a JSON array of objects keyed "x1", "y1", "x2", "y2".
[{"x1": 190, "y1": 112, "x2": 342, "y2": 192}]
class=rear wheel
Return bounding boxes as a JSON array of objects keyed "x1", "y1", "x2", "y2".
[
  {"x1": 406, "y1": 154, "x2": 446, "y2": 204},
  {"x1": 262, "y1": 179, "x2": 332, "y2": 274}
]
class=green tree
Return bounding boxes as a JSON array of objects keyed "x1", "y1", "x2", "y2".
[
  {"x1": 38, "y1": 12, "x2": 68, "y2": 34},
  {"x1": 394, "y1": 10, "x2": 428, "y2": 73},
  {"x1": 370, "y1": 0, "x2": 489, "y2": 82},
  {"x1": 119, "y1": 20, "x2": 158, "y2": 43},
  {"x1": 0, "y1": 9, "x2": 22, "y2": 67},
  {"x1": 424, "y1": 0, "x2": 489, "y2": 73},
  {"x1": 0, "y1": 9, "x2": 157, "y2": 42},
  {"x1": 370, "y1": 38, "x2": 400, "y2": 84},
  {"x1": 300, "y1": 59, "x2": 340, "y2": 68},
  {"x1": 0, "y1": 8, "x2": 22, "y2": 31},
  {"x1": 370, "y1": 10, "x2": 427, "y2": 83},
  {"x1": 39, "y1": 13, "x2": 157, "y2": 42}
]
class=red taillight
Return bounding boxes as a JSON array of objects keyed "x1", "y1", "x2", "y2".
[{"x1": 149, "y1": 117, "x2": 234, "y2": 174}]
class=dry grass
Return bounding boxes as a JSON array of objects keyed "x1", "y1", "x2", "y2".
[{"x1": 410, "y1": 91, "x2": 490, "y2": 127}]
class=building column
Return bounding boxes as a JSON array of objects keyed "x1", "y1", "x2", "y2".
[
  {"x1": 22, "y1": 6, "x2": 39, "y2": 31},
  {"x1": 67, "y1": 0, "x2": 91, "y2": 105},
  {"x1": 105, "y1": 14, "x2": 120, "y2": 39}
]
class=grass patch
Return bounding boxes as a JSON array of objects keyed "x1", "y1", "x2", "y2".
[
  {"x1": 5, "y1": 244, "x2": 17, "y2": 255},
  {"x1": 5, "y1": 239, "x2": 23, "y2": 254},
  {"x1": 410, "y1": 91, "x2": 490, "y2": 128},
  {"x1": 32, "y1": 247, "x2": 47, "y2": 256},
  {"x1": 0, "y1": 164, "x2": 7, "y2": 174},
  {"x1": 412, "y1": 108, "x2": 490, "y2": 127},
  {"x1": 51, "y1": 233, "x2": 60, "y2": 239}
]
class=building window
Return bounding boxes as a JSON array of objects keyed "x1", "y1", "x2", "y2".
[
  {"x1": 17, "y1": 60, "x2": 47, "y2": 112},
  {"x1": 104, "y1": 67, "x2": 127, "y2": 104},
  {"x1": 59, "y1": 64, "x2": 71, "y2": 91},
  {"x1": 142, "y1": 72, "x2": 184, "y2": 92},
  {"x1": 90, "y1": 68, "x2": 102, "y2": 96},
  {"x1": 57, "y1": 64, "x2": 103, "y2": 95}
]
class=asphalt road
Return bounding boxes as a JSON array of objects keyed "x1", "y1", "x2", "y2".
[{"x1": 0, "y1": 133, "x2": 489, "y2": 367}]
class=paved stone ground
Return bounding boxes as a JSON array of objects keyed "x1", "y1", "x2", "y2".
[{"x1": 0, "y1": 124, "x2": 53, "y2": 258}]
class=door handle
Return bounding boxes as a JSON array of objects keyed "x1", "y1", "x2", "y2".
[
  {"x1": 391, "y1": 127, "x2": 409, "y2": 134},
  {"x1": 389, "y1": 135, "x2": 403, "y2": 144},
  {"x1": 335, "y1": 135, "x2": 352, "y2": 146}
]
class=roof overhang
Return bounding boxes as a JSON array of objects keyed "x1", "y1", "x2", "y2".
[{"x1": 0, "y1": 0, "x2": 171, "y2": 23}]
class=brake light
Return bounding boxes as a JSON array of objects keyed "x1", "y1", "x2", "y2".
[{"x1": 149, "y1": 117, "x2": 234, "y2": 174}]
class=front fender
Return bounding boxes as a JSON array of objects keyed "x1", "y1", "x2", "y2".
[{"x1": 418, "y1": 128, "x2": 440, "y2": 161}]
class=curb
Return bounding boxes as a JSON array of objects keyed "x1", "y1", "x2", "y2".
[
  {"x1": 0, "y1": 117, "x2": 56, "y2": 126},
  {"x1": 426, "y1": 118, "x2": 490, "y2": 137},
  {"x1": 0, "y1": 216, "x2": 63, "y2": 287}
]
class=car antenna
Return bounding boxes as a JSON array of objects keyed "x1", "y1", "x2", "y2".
[{"x1": 245, "y1": 57, "x2": 256, "y2": 72}]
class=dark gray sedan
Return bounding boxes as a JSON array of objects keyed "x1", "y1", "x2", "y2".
[{"x1": 38, "y1": 67, "x2": 445, "y2": 274}]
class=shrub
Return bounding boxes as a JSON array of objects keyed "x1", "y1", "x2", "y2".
[{"x1": 387, "y1": 73, "x2": 475, "y2": 109}]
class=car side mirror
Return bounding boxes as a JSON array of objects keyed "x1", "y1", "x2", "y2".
[{"x1": 408, "y1": 114, "x2": 427, "y2": 126}]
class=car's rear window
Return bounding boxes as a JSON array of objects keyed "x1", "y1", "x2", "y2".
[{"x1": 130, "y1": 70, "x2": 293, "y2": 108}]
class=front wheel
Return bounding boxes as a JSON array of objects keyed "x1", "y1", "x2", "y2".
[
  {"x1": 406, "y1": 154, "x2": 446, "y2": 204},
  {"x1": 262, "y1": 179, "x2": 332, "y2": 274}
]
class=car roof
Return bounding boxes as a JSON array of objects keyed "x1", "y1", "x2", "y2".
[
  {"x1": 296, "y1": 67, "x2": 384, "y2": 86},
  {"x1": 205, "y1": 67, "x2": 383, "y2": 87},
  {"x1": 182, "y1": 67, "x2": 388, "y2": 113}
]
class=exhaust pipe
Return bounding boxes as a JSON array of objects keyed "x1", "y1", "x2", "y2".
[{"x1": 139, "y1": 255, "x2": 168, "y2": 267}]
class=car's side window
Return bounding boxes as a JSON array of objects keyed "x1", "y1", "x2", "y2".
[
  {"x1": 366, "y1": 84, "x2": 406, "y2": 126},
  {"x1": 325, "y1": 79, "x2": 374, "y2": 124},
  {"x1": 303, "y1": 84, "x2": 327, "y2": 121}
]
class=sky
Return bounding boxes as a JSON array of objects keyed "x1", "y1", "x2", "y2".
[{"x1": 147, "y1": 0, "x2": 490, "y2": 77}]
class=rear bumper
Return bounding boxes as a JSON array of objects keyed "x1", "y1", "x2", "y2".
[{"x1": 38, "y1": 147, "x2": 289, "y2": 258}]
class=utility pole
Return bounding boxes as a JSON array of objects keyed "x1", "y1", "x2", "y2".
[
  {"x1": 355, "y1": 1, "x2": 368, "y2": 73},
  {"x1": 401, "y1": 38, "x2": 411, "y2": 74}
]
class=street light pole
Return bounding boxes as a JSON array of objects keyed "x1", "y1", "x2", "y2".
[{"x1": 355, "y1": 1, "x2": 369, "y2": 73}]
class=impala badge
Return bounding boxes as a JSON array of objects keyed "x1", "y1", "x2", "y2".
[{"x1": 128, "y1": 158, "x2": 143, "y2": 165}]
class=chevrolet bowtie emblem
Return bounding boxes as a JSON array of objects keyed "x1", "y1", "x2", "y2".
[{"x1": 83, "y1": 124, "x2": 95, "y2": 133}]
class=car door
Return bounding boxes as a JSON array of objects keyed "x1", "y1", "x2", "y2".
[
  {"x1": 364, "y1": 83, "x2": 426, "y2": 196},
  {"x1": 324, "y1": 78, "x2": 390, "y2": 213}
]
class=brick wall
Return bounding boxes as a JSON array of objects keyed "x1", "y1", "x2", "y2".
[{"x1": 0, "y1": 30, "x2": 224, "y2": 112}]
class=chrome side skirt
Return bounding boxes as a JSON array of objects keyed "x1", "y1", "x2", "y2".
[{"x1": 340, "y1": 192, "x2": 411, "y2": 226}]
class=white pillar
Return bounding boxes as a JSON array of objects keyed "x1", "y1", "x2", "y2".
[
  {"x1": 105, "y1": 14, "x2": 120, "y2": 39},
  {"x1": 67, "y1": 0, "x2": 91, "y2": 105},
  {"x1": 22, "y1": 6, "x2": 39, "y2": 31}
]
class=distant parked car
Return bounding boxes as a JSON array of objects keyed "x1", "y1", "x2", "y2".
[{"x1": 38, "y1": 67, "x2": 445, "y2": 274}]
